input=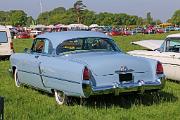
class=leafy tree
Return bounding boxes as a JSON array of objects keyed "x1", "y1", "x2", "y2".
[
  {"x1": 73, "y1": 0, "x2": 86, "y2": 23},
  {"x1": 37, "y1": 7, "x2": 68, "y2": 25},
  {"x1": 26, "y1": 16, "x2": 35, "y2": 26},
  {"x1": 0, "y1": 5, "x2": 171, "y2": 27},
  {"x1": 154, "y1": 19, "x2": 162, "y2": 25},
  {"x1": 170, "y1": 9, "x2": 180, "y2": 25},
  {"x1": 0, "y1": 11, "x2": 9, "y2": 25},
  {"x1": 37, "y1": 12, "x2": 50, "y2": 25},
  {"x1": 136, "y1": 17, "x2": 143, "y2": 26},
  {"x1": 9, "y1": 10, "x2": 27, "y2": 26},
  {"x1": 50, "y1": 7, "x2": 66, "y2": 15},
  {"x1": 81, "y1": 10, "x2": 96, "y2": 25}
]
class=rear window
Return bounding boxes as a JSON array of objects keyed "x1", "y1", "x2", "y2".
[
  {"x1": 0, "y1": 31, "x2": 8, "y2": 43},
  {"x1": 56, "y1": 37, "x2": 120, "y2": 55}
]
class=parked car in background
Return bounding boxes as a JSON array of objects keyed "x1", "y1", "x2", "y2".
[
  {"x1": 122, "y1": 30, "x2": 134, "y2": 36},
  {"x1": 143, "y1": 27, "x2": 156, "y2": 34},
  {"x1": 16, "y1": 32, "x2": 30, "y2": 39},
  {"x1": 128, "y1": 33, "x2": 180, "y2": 81},
  {"x1": 109, "y1": 30, "x2": 121, "y2": 36},
  {"x1": 30, "y1": 30, "x2": 42, "y2": 38},
  {"x1": 0, "y1": 26, "x2": 14, "y2": 59},
  {"x1": 165, "y1": 26, "x2": 175, "y2": 31},
  {"x1": 156, "y1": 28, "x2": 165, "y2": 34},
  {"x1": 174, "y1": 27, "x2": 180, "y2": 31},
  {"x1": 10, "y1": 31, "x2": 165, "y2": 105},
  {"x1": 133, "y1": 27, "x2": 144, "y2": 33}
]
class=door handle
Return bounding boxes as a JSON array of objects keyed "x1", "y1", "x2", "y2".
[{"x1": 35, "y1": 55, "x2": 39, "y2": 58}]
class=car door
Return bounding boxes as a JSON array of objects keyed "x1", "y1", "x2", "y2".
[{"x1": 18, "y1": 38, "x2": 51, "y2": 89}]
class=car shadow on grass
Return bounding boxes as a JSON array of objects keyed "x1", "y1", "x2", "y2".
[
  {"x1": 0, "y1": 57, "x2": 10, "y2": 61},
  {"x1": 80, "y1": 91, "x2": 178, "y2": 109},
  {"x1": 22, "y1": 85, "x2": 178, "y2": 109}
]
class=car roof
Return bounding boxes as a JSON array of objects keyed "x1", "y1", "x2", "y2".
[
  {"x1": 36, "y1": 31, "x2": 112, "y2": 48},
  {"x1": 0, "y1": 26, "x2": 9, "y2": 31},
  {"x1": 167, "y1": 33, "x2": 180, "y2": 38}
]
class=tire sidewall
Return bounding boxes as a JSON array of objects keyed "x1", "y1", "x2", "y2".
[
  {"x1": 14, "y1": 69, "x2": 20, "y2": 87},
  {"x1": 54, "y1": 90, "x2": 67, "y2": 105}
]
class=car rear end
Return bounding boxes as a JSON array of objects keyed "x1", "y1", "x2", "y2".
[
  {"x1": 81, "y1": 53, "x2": 165, "y2": 98},
  {"x1": 0, "y1": 27, "x2": 14, "y2": 59}
]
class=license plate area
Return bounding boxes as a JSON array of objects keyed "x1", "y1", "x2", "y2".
[{"x1": 119, "y1": 73, "x2": 133, "y2": 82}]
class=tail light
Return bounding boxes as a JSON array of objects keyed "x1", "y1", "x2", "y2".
[
  {"x1": 156, "y1": 61, "x2": 163, "y2": 74},
  {"x1": 10, "y1": 42, "x2": 14, "y2": 50},
  {"x1": 83, "y1": 67, "x2": 90, "y2": 80}
]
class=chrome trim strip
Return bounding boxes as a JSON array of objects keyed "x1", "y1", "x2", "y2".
[
  {"x1": 42, "y1": 74, "x2": 80, "y2": 84},
  {"x1": 18, "y1": 69, "x2": 81, "y2": 85},
  {"x1": 162, "y1": 63, "x2": 180, "y2": 67}
]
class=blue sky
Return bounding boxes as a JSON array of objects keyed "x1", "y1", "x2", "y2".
[{"x1": 0, "y1": 0, "x2": 179, "y2": 22}]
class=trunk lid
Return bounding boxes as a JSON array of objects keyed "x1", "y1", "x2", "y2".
[{"x1": 60, "y1": 51, "x2": 152, "y2": 76}]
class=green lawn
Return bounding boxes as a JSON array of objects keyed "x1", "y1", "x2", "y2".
[{"x1": 1, "y1": 32, "x2": 180, "y2": 120}]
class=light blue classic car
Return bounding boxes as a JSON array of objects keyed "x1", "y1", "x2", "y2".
[{"x1": 10, "y1": 31, "x2": 165, "y2": 105}]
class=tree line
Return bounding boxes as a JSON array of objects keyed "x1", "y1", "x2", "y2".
[{"x1": 0, "y1": 1, "x2": 179, "y2": 27}]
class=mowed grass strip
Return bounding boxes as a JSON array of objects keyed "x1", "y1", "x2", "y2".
[{"x1": 0, "y1": 32, "x2": 180, "y2": 120}]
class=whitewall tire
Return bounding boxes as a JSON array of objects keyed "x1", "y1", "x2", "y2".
[
  {"x1": 14, "y1": 69, "x2": 21, "y2": 87},
  {"x1": 54, "y1": 90, "x2": 67, "y2": 105}
]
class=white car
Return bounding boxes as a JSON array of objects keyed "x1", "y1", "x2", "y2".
[
  {"x1": 0, "y1": 26, "x2": 14, "y2": 58},
  {"x1": 128, "y1": 33, "x2": 180, "y2": 81},
  {"x1": 30, "y1": 30, "x2": 42, "y2": 38}
]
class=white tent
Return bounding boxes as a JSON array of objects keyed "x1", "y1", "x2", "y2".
[
  {"x1": 67, "y1": 24, "x2": 89, "y2": 30},
  {"x1": 29, "y1": 24, "x2": 46, "y2": 29},
  {"x1": 55, "y1": 24, "x2": 68, "y2": 28}
]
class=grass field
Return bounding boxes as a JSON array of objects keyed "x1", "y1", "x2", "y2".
[{"x1": 1, "y1": 32, "x2": 180, "y2": 120}]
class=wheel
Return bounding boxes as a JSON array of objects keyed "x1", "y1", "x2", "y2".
[
  {"x1": 54, "y1": 90, "x2": 67, "y2": 105},
  {"x1": 14, "y1": 69, "x2": 21, "y2": 87}
]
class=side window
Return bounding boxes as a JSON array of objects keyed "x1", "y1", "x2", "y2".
[
  {"x1": 0, "y1": 31, "x2": 8, "y2": 43},
  {"x1": 56, "y1": 37, "x2": 118, "y2": 55},
  {"x1": 88, "y1": 38, "x2": 111, "y2": 50},
  {"x1": 165, "y1": 38, "x2": 180, "y2": 52},
  {"x1": 157, "y1": 41, "x2": 165, "y2": 52},
  {"x1": 31, "y1": 39, "x2": 45, "y2": 53},
  {"x1": 31, "y1": 39, "x2": 53, "y2": 54},
  {"x1": 44, "y1": 40, "x2": 50, "y2": 54}
]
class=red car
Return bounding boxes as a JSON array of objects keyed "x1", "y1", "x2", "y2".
[
  {"x1": 156, "y1": 28, "x2": 165, "y2": 34},
  {"x1": 109, "y1": 30, "x2": 121, "y2": 36},
  {"x1": 16, "y1": 32, "x2": 30, "y2": 39}
]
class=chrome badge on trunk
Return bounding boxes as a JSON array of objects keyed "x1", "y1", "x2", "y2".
[{"x1": 115, "y1": 66, "x2": 134, "y2": 74}]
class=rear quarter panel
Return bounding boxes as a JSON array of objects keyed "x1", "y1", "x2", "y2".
[{"x1": 40, "y1": 56, "x2": 85, "y2": 97}]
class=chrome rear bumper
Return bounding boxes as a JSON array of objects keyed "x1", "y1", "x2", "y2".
[{"x1": 82, "y1": 76, "x2": 165, "y2": 98}]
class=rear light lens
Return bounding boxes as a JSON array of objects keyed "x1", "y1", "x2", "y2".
[
  {"x1": 10, "y1": 42, "x2": 14, "y2": 50},
  {"x1": 156, "y1": 61, "x2": 163, "y2": 74},
  {"x1": 83, "y1": 67, "x2": 90, "y2": 80}
]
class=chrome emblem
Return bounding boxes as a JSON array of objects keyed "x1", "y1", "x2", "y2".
[
  {"x1": 115, "y1": 66, "x2": 134, "y2": 74},
  {"x1": 120, "y1": 66, "x2": 128, "y2": 72}
]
